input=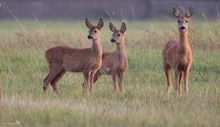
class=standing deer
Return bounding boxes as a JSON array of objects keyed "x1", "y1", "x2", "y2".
[
  {"x1": 162, "y1": 7, "x2": 193, "y2": 95},
  {"x1": 83, "y1": 22, "x2": 128, "y2": 92},
  {"x1": 43, "y1": 18, "x2": 104, "y2": 94}
]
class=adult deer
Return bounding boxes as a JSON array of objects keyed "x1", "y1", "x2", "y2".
[
  {"x1": 162, "y1": 7, "x2": 193, "y2": 95},
  {"x1": 43, "y1": 18, "x2": 104, "y2": 94},
  {"x1": 83, "y1": 22, "x2": 128, "y2": 92}
]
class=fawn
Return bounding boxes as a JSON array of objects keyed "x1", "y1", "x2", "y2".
[
  {"x1": 83, "y1": 22, "x2": 128, "y2": 92},
  {"x1": 162, "y1": 7, "x2": 193, "y2": 95},
  {"x1": 43, "y1": 18, "x2": 104, "y2": 94}
]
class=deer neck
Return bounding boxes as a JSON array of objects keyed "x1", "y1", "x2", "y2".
[
  {"x1": 179, "y1": 31, "x2": 190, "y2": 55},
  {"x1": 92, "y1": 38, "x2": 102, "y2": 59},
  {"x1": 116, "y1": 39, "x2": 127, "y2": 63}
]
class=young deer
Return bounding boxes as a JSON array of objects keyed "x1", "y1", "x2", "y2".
[
  {"x1": 83, "y1": 22, "x2": 128, "y2": 92},
  {"x1": 43, "y1": 18, "x2": 104, "y2": 94},
  {"x1": 162, "y1": 7, "x2": 193, "y2": 95}
]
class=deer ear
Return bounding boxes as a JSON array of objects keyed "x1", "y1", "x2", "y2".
[
  {"x1": 97, "y1": 18, "x2": 104, "y2": 30},
  {"x1": 85, "y1": 18, "x2": 93, "y2": 29},
  {"x1": 109, "y1": 22, "x2": 117, "y2": 32},
  {"x1": 173, "y1": 6, "x2": 181, "y2": 18},
  {"x1": 120, "y1": 22, "x2": 126, "y2": 33},
  {"x1": 185, "y1": 7, "x2": 193, "y2": 18}
]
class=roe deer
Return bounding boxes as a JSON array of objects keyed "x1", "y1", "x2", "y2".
[
  {"x1": 162, "y1": 7, "x2": 193, "y2": 95},
  {"x1": 83, "y1": 22, "x2": 128, "y2": 92},
  {"x1": 43, "y1": 18, "x2": 104, "y2": 94}
]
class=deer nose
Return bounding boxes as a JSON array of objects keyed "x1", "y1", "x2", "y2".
[
  {"x1": 87, "y1": 35, "x2": 93, "y2": 40},
  {"x1": 111, "y1": 39, "x2": 116, "y2": 43},
  {"x1": 180, "y1": 26, "x2": 186, "y2": 31}
]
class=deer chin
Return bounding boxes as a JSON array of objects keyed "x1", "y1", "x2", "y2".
[
  {"x1": 179, "y1": 29, "x2": 186, "y2": 32},
  {"x1": 115, "y1": 42, "x2": 121, "y2": 44}
]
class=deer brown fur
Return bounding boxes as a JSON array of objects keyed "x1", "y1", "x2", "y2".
[
  {"x1": 43, "y1": 18, "x2": 104, "y2": 94},
  {"x1": 162, "y1": 7, "x2": 193, "y2": 95},
  {"x1": 83, "y1": 22, "x2": 128, "y2": 92}
]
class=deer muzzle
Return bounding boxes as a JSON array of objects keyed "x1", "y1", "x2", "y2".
[
  {"x1": 111, "y1": 39, "x2": 116, "y2": 43},
  {"x1": 87, "y1": 35, "x2": 93, "y2": 40},
  {"x1": 180, "y1": 26, "x2": 186, "y2": 31}
]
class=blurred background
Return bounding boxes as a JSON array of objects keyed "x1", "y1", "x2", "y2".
[{"x1": 0, "y1": 0, "x2": 220, "y2": 20}]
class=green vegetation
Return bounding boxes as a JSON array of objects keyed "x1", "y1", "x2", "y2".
[{"x1": 0, "y1": 19, "x2": 220, "y2": 127}]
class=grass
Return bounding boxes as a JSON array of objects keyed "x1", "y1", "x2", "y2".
[{"x1": 0, "y1": 19, "x2": 220, "y2": 127}]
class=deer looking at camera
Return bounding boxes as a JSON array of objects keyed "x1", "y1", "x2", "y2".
[
  {"x1": 162, "y1": 7, "x2": 193, "y2": 95},
  {"x1": 83, "y1": 22, "x2": 128, "y2": 92},
  {"x1": 43, "y1": 18, "x2": 104, "y2": 94}
]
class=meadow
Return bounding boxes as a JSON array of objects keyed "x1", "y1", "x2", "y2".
[{"x1": 0, "y1": 19, "x2": 220, "y2": 127}]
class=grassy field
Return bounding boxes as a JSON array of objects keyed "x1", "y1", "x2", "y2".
[{"x1": 0, "y1": 19, "x2": 220, "y2": 127}]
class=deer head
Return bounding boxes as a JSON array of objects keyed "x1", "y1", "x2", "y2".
[
  {"x1": 173, "y1": 6, "x2": 193, "y2": 32},
  {"x1": 109, "y1": 22, "x2": 126, "y2": 44},
  {"x1": 85, "y1": 18, "x2": 104, "y2": 41}
]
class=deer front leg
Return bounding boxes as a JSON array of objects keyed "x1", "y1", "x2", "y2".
[
  {"x1": 118, "y1": 71, "x2": 124, "y2": 92},
  {"x1": 175, "y1": 70, "x2": 181, "y2": 94},
  {"x1": 83, "y1": 71, "x2": 91, "y2": 93},
  {"x1": 184, "y1": 69, "x2": 190, "y2": 95},
  {"x1": 179, "y1": 71, "x2": 183, "y2": 93},
  {"x1": 89, "y1": 70, "x2": 98, "y2": 93},
  {"x1": 111, "y1": 73, "x2": 117, "y2": 92}
]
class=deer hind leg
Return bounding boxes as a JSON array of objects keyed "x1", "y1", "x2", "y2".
[
  {"x1": 93, "y1": 71, "x2": 101, "y2": 84},
  {"x1": 111, "y1": 73, "x2": 118, "y2": 92},
  {"x1": 43, "y1": 66, "x2": 63, "y2": 93},
  {"x1": 164, "y1": 65, "x2": 172, "y2": 95},
  {"x1": 118, "y1": 71, "x2": 124, "y2": 92},
  {"x1": 50, "y1": 70, "x2": 66, "y2": 94},
  {"x1": 82, "y1": 81, "x2": 86, "y2": 89}
]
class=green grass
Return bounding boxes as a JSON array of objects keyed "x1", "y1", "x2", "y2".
[{"x1": 0, "y1": 19, "x2": 220, "y2": 127}]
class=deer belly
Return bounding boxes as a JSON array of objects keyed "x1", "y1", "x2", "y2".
[
  {"x1": 99, "y1": 67, "x2": 111, "y2": 75},
  {"x1": 63, "y1": 63, "x2": 83, "y2": 72}
]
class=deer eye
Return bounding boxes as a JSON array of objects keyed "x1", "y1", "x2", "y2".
[
  {"x1": 117, "y1": 34, "x2": 120, "y2": 37},
  {"x1": 186, "y1": 20, "x2": 188, "y2": 23},
  {"x1": 177, "y1": 20, "x2": 180, "y2": 23},
  {"x1": 94, "y1": 30, "x2": 97, "y2": 33}
]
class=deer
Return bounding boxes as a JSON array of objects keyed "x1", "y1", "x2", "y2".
[
  {"x1": 82, "y1": 22, "x2": 128, "y2": 92},
  {"x1": 162, "y1": 7, "x2": 193, "y2": 95},
  {"x1": 43, "y1": 18, "x2": 104, "y2": 94}
]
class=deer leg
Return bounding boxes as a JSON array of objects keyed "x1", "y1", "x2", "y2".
[
  {"x1": 43, "y1": 67, "x2": 62, "y2": 93},
  {"x1": 164, "y1": 65, "x2": 172, "y2": 95},
  {"x1": 83, "y1": 72, "x2": 100, "y2": 91},
  {"x1": 111, "y1": 73, "x2": 117, "y2": 92},
  {"x1": 89, "y1": 70, "x2": 97, "y2": 93},
  {"x1": 50, "y1": 70, "x2": 66, "y2": 94},
  {"x1": 82, "y1": 81, "x2": 86, "y2": 89},
  {"x1": 184, "y1": 69, "x2": 190, "y2": 95},
  {"x1": 118, "y1": 72, "x2": 124, "y2": 92},
  {"x1": 93, "y1": 72, "x2": 101, "y2": 84},
  {"x1": 175, "y1": 70, "x2": 181, "y2": 94},
  {"x1": 179, "y1": 71, "x2": 183, "y2": 94},
  {"x1": 83, "y1": 71, "x2": 91, "y2": 93}
]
